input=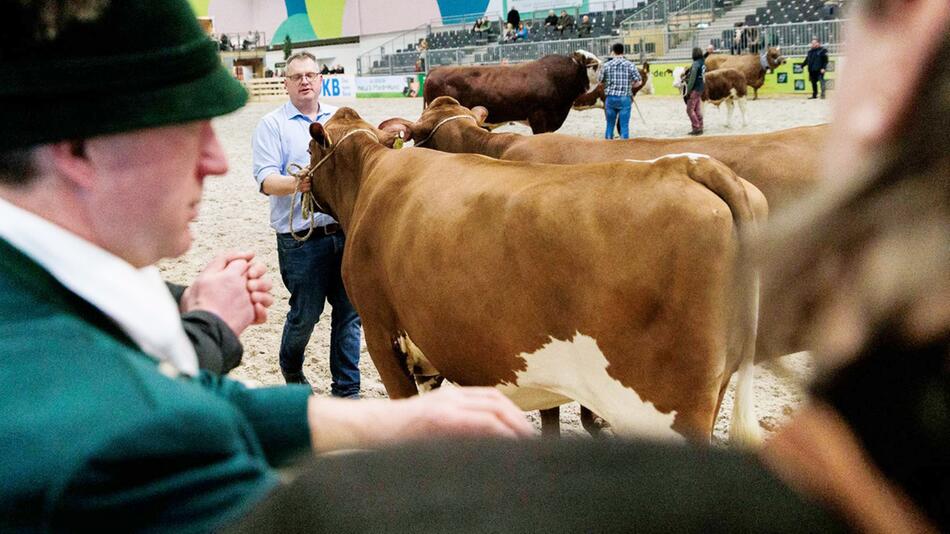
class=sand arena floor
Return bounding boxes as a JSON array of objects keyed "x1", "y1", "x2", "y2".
[{"x1": 158, "y1": 94, "x2": 832, "y2": 439}]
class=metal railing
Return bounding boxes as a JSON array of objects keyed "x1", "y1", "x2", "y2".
[
  {"x1": 215, "y1": 31, "x2": 268, "y2": 52},
  {"x1": 626, "y1": 18, "x2": 845, "y2": 60}
]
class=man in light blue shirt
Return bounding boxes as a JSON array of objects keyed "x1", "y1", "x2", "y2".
[{"x1": 252, "y1": 51, "x2": 361, "y2": 397}]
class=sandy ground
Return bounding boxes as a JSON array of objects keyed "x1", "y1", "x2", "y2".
[{"x1": 158, "y1": 94, "x2": 831, "y2": 440}]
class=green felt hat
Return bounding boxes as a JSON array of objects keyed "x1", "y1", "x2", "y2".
[{"x1": 0, "y1": 0, "x2": 248, "y2": 151}]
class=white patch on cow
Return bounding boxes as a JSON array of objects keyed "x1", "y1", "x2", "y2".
[
  {"x1": 396, "y1": 332, "x2": 442, "y2": 393},
  {"x1": 575, "y1": 49, "x2": 601, "y2": 87},
  {"x1": 496, "y1": 333, "x2": 680, "y2": 441},
  {"x1": 624, "y1": 153, "x2": 711, "y2": 165},
  {"x1": 671, "y1": 66, "x2": 686, "y2": 89}
]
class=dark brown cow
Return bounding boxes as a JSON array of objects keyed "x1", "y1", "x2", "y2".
[
  {"x1": 305, "y1": 107, "x2": 762, "y2": 444},
  {"x1": 423, "y1": 51, "x2": 601, "y2": 134},
  {"x1": 674, "y1": 67, "x2": 749, "y2": 127},
  {"x1": 704, "y1": 47, "x2": 786, "y2": 100},
  {"x1": 572, "y1": 62, "x2": 651, "y2": 111}
]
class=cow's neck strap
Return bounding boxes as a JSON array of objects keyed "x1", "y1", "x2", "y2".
[
  {"x1": 414, "y1": 115, "x2": 478, "y2": 146},
  {"x1": 287, "y1": 127, "x2": 380, "y2": 242}
]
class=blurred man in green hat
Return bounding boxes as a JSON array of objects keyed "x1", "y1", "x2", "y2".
[{"x1": 0, "y1": 1, "x2": 532, "y2": 530}]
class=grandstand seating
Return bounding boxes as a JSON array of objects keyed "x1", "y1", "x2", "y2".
[{"x1": 367, "y1": 0, "x2": 845, "y2": 74}]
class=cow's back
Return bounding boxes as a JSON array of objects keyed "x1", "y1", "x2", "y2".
[
  {"x1": 501, "y1": 126, "x2": 826, "y2": 211},
  {"x1": 705, "y1": 54, "x2": 763, "y2": 86}
]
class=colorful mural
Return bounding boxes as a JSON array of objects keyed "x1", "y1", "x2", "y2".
[{"x1": 189, "y1": 0, "x2": 505, "y2": 44}]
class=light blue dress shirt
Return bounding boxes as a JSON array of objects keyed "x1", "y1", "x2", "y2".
[{"x1": 252, "y1": 100, "x2": 338, "y2": 233}]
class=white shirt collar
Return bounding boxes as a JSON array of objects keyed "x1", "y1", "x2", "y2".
[{"x1": 0, "y1": 197, "x2": 199, "y2": 376}]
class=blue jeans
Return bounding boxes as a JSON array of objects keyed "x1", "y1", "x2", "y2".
[
  {"x1": 276, "y1": 232, "x2": 361, "y2": 398},
  {"x1": 604, "y1": 95, "x2": 632, "y2": 139}
]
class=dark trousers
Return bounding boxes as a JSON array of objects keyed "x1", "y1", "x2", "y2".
[
  {"x1": 809, "y1": 71, "x2": 826, "y2": 98},
  {"x1": 276, "y1": 232, "x2": 361, "y2": 398},
  {"x1": 228, "y1": 439, "x2": 846, "y2": 533}
]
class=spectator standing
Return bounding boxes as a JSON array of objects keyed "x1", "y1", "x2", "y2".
[
  {"x1": 252, "y1": 51, "x2": 362, "y2": 396},
  {"x1": 507, "y1": 6, "x2": 520, "y2": 29},
  {"x1": 321, "y1": 63, "x2": 330, "y2": 75},
  {"x1": 578, "y1": 15, "x2": 593, "y2": 37},
  {"x1": 544, "y1": 10, "x2": 558, "y2": 27},
  {"x1": 800, "y1": 37, "x2": 829, "y2": 99},
  {"x1": 684, "y1": 47, "x2": 706, "y2": 135},
  {"x1": 732, "y1": 22, "x2": 743, "y2": 54},
  {"x1": 598, "y1": 43, "x2": 643, "y2": 139},
  {"x1": 705, "y1": 43, "x2": 715, "y2": 57}
]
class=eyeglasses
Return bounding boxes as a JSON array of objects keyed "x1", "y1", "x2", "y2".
[{"x1": 287, "y1": 72, "x2": 320, "y2": 83}]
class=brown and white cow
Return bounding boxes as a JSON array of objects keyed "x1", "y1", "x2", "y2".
[
  {"x1": 305, "y1": 107, "x2": 762, "y2": 445},
  {"x1": 673, "y1": 66, "x2": 749, "y2": 128},
  {"x1": 423, "y1": 51, "x2": 601, "y2": 134},
  {"x1": 704, "y1": 47, "x2": 786, "y2": 100},
  {"x1": 572, "y1": 62, "x2": 651, "y2": 111}
]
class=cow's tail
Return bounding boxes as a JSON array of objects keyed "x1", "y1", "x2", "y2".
[{"x1": 686, "y1": 156, "x2": 766, "y2": 447}]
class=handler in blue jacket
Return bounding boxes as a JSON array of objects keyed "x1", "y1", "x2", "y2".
[{"x1": 0, "y1": 1, "x2": 532, "y2": 531}]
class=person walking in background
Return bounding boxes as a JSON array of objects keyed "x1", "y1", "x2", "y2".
[
  {"x1": 685, "y1": 47, "x2": 706, "y2": 135},
  {"x1": 252, "y1": 51, "x2": 362, "y2": 397},
  {"x1": 598, "y1": 43, "x2": 643, "y2": 139},
  {"x1": 506, "y1": 6, "x2": 520, "y2": 29},
  {"x1": 800, "y1": 37, "x2": 829, "y2": 99}
]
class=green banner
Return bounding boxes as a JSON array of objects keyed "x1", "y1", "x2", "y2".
[{"x1": 645, "y1": 55, "x2": 839, "y2": 96}]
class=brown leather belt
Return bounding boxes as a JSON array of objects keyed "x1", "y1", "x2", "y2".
[{"x1": 278, "y1": 223, "x2": 339, "y2": 238}]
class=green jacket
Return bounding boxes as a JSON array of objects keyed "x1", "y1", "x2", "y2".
[{"x1": 0, "y1": 238, "x2": 312, "y2": 532}]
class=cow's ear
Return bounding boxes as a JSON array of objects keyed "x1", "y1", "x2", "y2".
[
  {"x1": 378, "y1": 118, "x2": 414, "y2": 143},
  {"x1": 309, "y1": 122, "x2": 330, "y2": 148},
  {"x1": 471, "y1": 106, "x2": 489, "y2": 126}
]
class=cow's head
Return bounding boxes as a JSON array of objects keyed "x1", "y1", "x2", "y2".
[
  {"x1": 633, "y1": 62, "x2": 651, "y2": 96},
  {"x1": 304, "y1": 107, "x2": 402, "y2": 221},
  {"x1": 671, "y1": 66, "x2": 687, "y2": 92},
  {"x1": 766, "y1": 46, "x2": 786, "y2": 69},
  {"x1": 378, "y1": 96, "x2": 487, "y2": 150},
  {"x1": 572, "y1": 49, "x2": 602, "y2": 88}
]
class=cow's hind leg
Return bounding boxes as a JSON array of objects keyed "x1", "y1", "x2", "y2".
[
  {"x1": 580, "y1": 406, "x2": 608, "y2": 438},
  {"x1": 539, "y1": 408, "x2": 561, "y2": 438},
  {"x1": 725, "y1": 99, "x2": 735, "y2": 128},
  {"x1": 363, "y1": 325, "x2": 420, "y2": 399}
]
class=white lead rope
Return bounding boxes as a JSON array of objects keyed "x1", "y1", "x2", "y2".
[
  {"x1": 287, "y1": 128, "x2": 380, "y2": 242},
  {"x1": 413, "y1": 115, "x2": 478, "y2": 146}
]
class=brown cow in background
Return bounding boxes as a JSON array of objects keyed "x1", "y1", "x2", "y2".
[
  {"x1": 673, "y1": 66, "x2": 749, "y2": 128},
  {"x1": 705, "y1": 47, "x2": 785, "y2": 99},
  {"x1": 572, "y1": 62, "x2": 651, "y2": 111},
  {"x1": 423, "y1": 51, "x2": 601, "y2": 133}
]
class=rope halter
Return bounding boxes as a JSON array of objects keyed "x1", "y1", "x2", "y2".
[
  {"x1": 413, "y1": 114, "x2": 479, "y2": 147},
  {"x1": 287, "y1": 127, "x2": 380, "y2": 242}
]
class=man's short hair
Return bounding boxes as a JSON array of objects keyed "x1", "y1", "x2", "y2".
[
  {"x1": 286, "y1": 51, "x2": 317, "y2": 67},
  {"x1": 612, "y1": 43, "x2": 625, "y2": 55},
  {"x1": 0, "y1": 149, "x2": 37, "y2": 187}
]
